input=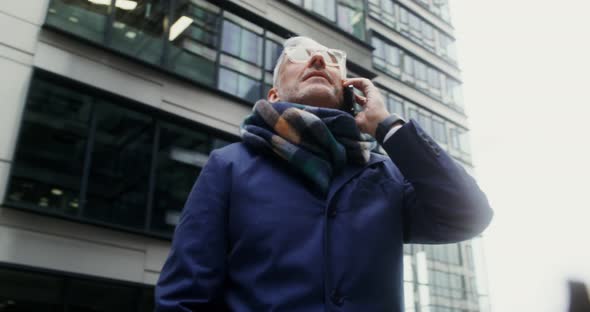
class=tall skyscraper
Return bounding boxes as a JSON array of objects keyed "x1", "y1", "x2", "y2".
[{"x1": 0, "y1": 0, "x2": 489, "y2": 311}]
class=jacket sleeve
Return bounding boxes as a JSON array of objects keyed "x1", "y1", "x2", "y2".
[
  {"x1": 382, "y1": 120, "x2": 493, "y2": 244},
  {"x1": 155, "y1": 150, "x2": 230, "y2": 311}
]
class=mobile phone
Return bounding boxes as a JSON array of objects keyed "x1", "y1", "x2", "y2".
[{"x1": 343, "y1": 85, "x2": 357, "y2": 116}]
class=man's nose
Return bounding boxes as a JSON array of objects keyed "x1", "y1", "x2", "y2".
[{"x1": 307, "y1": 52, "x2": 326, "y2": 69}]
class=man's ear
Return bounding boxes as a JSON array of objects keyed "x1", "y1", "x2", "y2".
[{"x1": 267, "y1": 87, "x2": 280, "y2": 103}]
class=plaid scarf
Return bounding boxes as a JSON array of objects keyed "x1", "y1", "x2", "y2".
[{"x1": 240, "y1": 100, "x2": 376, "y2": 195}]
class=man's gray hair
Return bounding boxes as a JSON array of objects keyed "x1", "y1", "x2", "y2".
[{"x1": 272, "y1": 36, "x2": 347, "y2": 87}]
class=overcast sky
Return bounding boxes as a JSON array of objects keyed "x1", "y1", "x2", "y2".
[{"x1": 451, "y1": 1, "x2": 590, "y2": 311}]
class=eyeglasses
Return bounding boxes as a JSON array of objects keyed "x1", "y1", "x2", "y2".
[{"x1": 283, "y1": 46, "x2": 347, "y2": 69}]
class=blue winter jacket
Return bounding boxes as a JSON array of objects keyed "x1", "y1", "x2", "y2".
[{"x1": 155, "y1": 121, "x2": 493, "y2": 312}]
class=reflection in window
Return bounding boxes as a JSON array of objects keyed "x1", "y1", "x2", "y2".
[
  {"x1": 110, "y1": 0, "x2": 167, "y2": 64},
  {"x1": 44, "y1": 0, "x2": 285, "y2": 105},
  {"x1": 336, "y1": 0, "x2": 365, "y2": 40},
  {"x1": 445, "y1": 78, "x2": 463, "y2": 109},
  {"x1": 417, "y1": 112, "x2": 431, "y2": 134},
  {"x1": 368, "y1": 0, "x2": 397, "y2": 28},
  {"x1": 387, "y1": 94, "x2": 403, "y2": 115},
  {"x1": 218, "y1": 67, "x2": 262, "y2": 103},
  {"x1": 85, "y1": 103, "x2": 154, "y2": 229},
  {"x1": 218, "y1": 15, "x2": 265, "y2": 101},
  {"x1": 432, "y1": 119, "x2": 447, "y2": 144},
  {"x1": 7, "y1": 78, "x2": 91, "y2": 216},
  {"x1": 289, "y1": 0, "x2": 336, "y2": 21},
  {"x1": 221, "y1": 19, "x2": 263, "y2": 66},
  {"x1": 46, "y1": 0, "x2": 109, "y2": 43},
  {"x1": 372, "y1": 36, "x2": 401, "y2": 77},
  {"x1": 449, "y1": 126, "x2": 470, "y2": 160},
  {"x1": 415, "y1": 60, "x2": 428, "y2": 90},
  {"x1": 151, "y1": 122, "x2": 229, "y2": 235},
  {"x1": 7, "y1": 72, "x2": 237, "y2": 236},
  {"x1": 265, "y1": 39, "x2": 282, "y2": 72},
  {"x1": 402, "y1": 54, "x2": 414, "y2": 84},
  {"x1": 167, "y1": 0, "x2": 221, "y2": 85},
  {"x1": 403, "y1": 255, "x2": 416, "y2": 311},
  {"x1": 288, "y1": 0, "x2": 365, "y2": 40}
]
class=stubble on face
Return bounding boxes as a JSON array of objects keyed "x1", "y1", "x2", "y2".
[
  {"x1": 275, "y1": 63, "x2": 344, "y2": 109},
  {"x1": 280, "y1": 79, "x2": 342, "y2": 109}
]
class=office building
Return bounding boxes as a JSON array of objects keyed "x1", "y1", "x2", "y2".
[{"x1": 0, "y1": 0, "x2": 489, "y2": 311}]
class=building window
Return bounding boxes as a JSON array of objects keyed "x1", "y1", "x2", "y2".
[
  {"x1": 431, "y1": 118, "x2": 447, "y2": 144},
  {"x1": 449, "y1": 126, "x2": 471, "y2": 161},
  {"x1": 44, "y1": 0, "x2": 286, "y2": 105},
  {"x1": 368, "y1": 0, "x2": 397, "y2": 29},
  {"x1": 288, "y1": 0, "x2": 366, "y2": 40},
  {"x1": 167, "y1": 0, "x2": 221, "y2": 86},
  {"x1": 7, "y1": 76, "x2": 91, "y2": 216},
  {"x1": 46, "y1": 0, "x2": 110, "y2": 43},
  {"x1": 367, "y1": 0, "x2": 456, "y2": 64},
  {"x1": 336, "y1": 0, "x2": 366, "y2": 40},
  {"x1": 5, "y1": 72, "x2": 236, "y2": 237},
  {"x1": 84, "y1": 104, "x2": 154, "y2": 229},
  {"x1": 0, "y1": 266, "x2": 154, "y2": 312},
  {"x1": 371, "y1": 35, "x2": 463, "y2": 113},
  {"x1": 372, "y1": 36, "x2": 401, "y2": 78},
  {"x1": 444, "y1": 77, "x2": 463, "y2": 110},
  {"x1": 439, "y1": 32, "x2": 457, "y2": 63},
  {"x1": 110, "y1": 0, "x2": 167, "y2": 65}
]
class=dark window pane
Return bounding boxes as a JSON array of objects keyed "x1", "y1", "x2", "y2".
[
  {"x1": 84, "y1": 102, "x2": 153, "y2": 229},
  {"x1": 150, "y1": 122, "x2": 213, "y2": 235},
  {"x1": 218, "y1": 68, "x2": 261, "y2": 102},
  {"x1": 46, "y1": 0, "x2": 109, "y2": 43},
  {"x1": 110, "y1": 0, "x2": 167, "y2": 64},
  {"x1": 139, "y1": 288, "x2": 155, "y2": 312},
  {"x1": 67, "y1": 279, "x2": 139, "y2": 312},
  {"x1": 7, "y1": 77, "x2": 91, "y2": 215},
  {"x1": 0, "y1": 268, "x2": 63, "y2": 311},
  {"x1": 151, "y1": 123, "x2": 211, "y2": 234},
  {"x1": 264, "y1": 40, "x2": 282, "y2": 71}
]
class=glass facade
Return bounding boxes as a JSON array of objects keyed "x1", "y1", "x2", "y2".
[
  {"x1": 403, "y1": 243, "x2": 480, "y2": 312},
  {"x1": 372, "y1": 35, "x2": 463, "y2": 112},
  {"x1": 0, "y1": 266, "x2": 154, "y2": 312},
  {"x1": 45, "y1": 0, "x2": 285, "y2": 104},
  {"x1": 287, "y1": 0, "x2": 366, "y2": 40},
  {"x1": 379, "y1": 87, "x2": 471, "y2": 164},
  {"x1": 368, "y1": 0, "x2": 457, "y2": 64},
  {"x1": 410, "y1": 0, "x2": 452, "y2": 24},
  {"x1": 5, "y1": 72, "x2": 235, "y2": 238}
]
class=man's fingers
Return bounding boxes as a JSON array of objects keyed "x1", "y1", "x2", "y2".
[
  {"x1": 343, "y1": 78, "x2": 378, "y2": 100},
  {"x1": 354, "y1": 93, "x2": 367, "y2": 106}
]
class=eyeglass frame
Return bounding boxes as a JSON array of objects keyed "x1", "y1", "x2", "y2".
[{"x1": 282, "y1": 46, "x2": 347, "y2": 79}]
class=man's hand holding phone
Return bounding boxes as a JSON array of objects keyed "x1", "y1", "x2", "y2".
[{"x1": 343, "y1": 78, "x2": 391, "y2": 138}]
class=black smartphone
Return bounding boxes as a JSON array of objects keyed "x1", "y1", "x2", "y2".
[{"x1": 343, "y1": 85, "x2": 357, "y2": 116}]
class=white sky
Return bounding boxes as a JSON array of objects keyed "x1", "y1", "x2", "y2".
[{"x1": 452, "y1": 1, "x2": 590, "y2": 311}]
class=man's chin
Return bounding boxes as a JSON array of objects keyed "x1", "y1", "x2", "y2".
[{"x1": 296, "y1": 86, "x2": 341, "y2": 109}]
